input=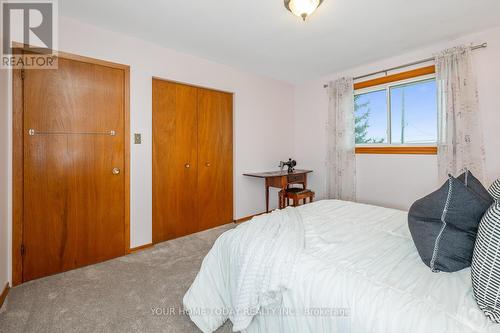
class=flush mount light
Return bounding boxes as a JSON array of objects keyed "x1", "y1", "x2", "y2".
[{"x1": 284, "y1": 0, "x2": 324, "y2": 21}]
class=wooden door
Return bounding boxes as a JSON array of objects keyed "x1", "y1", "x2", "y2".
[
  {"x1": 197, "y1": 89, "x2": 233, "y2": 230},
  {"x1": 22, "y1": 58, "x2": 126, "y2": 282},
  {"x1": 152, "y1": 79, "x2": 199, "y2": 242}
]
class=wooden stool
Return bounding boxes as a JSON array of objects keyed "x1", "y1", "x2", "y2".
[{"x1": 285, "y1": 188, "x2": 315, "y2": 207}]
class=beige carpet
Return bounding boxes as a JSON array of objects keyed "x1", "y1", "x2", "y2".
[{"x1": 0, "y1": 224, "x2": 236, "y2": 333}]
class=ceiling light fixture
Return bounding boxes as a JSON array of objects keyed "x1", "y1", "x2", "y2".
[{"x1": 284, "y1": 0, "x2": 323, "y2": 21}]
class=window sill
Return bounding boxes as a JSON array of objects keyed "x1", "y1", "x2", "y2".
[{"x1": 355, "y1": 146, "x2": 437, "y2": 155}]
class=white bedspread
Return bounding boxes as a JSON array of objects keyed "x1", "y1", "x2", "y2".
[
  {"x1": 184, "y1": 200, "x2": 499, "y2": 333},
  {"x1": 184, "y1": 207, "x2": 304, "y2": 332}
]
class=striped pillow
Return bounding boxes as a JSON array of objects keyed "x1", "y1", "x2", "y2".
[
  {"x1": 489, "y1": 179, "x2": 500, "y2": 200},
  {"x1": 471, "y1": 201, "x2": 500, "y2": 323}
]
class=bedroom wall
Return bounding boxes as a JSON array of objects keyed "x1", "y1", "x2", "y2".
[
  {"x1": 56, "y1": 17, "x2": 295, "y2": 247},
  {"x1": 293, "y1": 26, "x2": 500, "y2": 210},
  {"x1": 4, "y1": 15, "x2": 295, "y2": 282},
  {"x1": 0, "y1": 48, "x2": 9, "y2": 289}
]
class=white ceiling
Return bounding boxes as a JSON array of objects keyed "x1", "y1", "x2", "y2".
[{"x1": 60, "y1": 0, "x2": 500, "y2": 83}]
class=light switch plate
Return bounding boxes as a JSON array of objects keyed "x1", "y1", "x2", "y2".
[{"x1": 134, "y1": 133, "x2": 142, "y2": 144}]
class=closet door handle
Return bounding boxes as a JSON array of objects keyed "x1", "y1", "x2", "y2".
[
  {"x1": 185, "y1": 163, "x2": 191, "y2": 169},
  {"x1": 205, "y1": 162, "x2": 211, "y2": 167}
]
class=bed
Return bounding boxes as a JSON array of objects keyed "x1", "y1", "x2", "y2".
[{"x1": 183, "y1": 200, "x2": 498, "y2": 333}]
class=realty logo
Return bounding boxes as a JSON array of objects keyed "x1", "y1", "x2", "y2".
[{"x1": 1, "y1": 0, "x2": 58, "y2": 68}]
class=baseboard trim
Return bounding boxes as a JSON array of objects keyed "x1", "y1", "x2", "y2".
[
  {"x1": 234, "y1": 212, "x2": 266, "y2": 224},
  {"x1": 129, "y1": 243, "x2": 154, "y2": 253},
  {"x1": 0, "y1": 282, "x2": 10, "y2": 309}
]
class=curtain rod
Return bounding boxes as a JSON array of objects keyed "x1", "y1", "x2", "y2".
[{"x1": 323, "y1": 42, "x2": 487, "y2": 88}]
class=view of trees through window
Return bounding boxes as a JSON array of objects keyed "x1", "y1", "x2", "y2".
[
  {"x1": 355, "y1": 91, "x2": 386, "y2": 144},
  {"x1": 355, "y1": 78, "x2": 438, "y2": 145}
]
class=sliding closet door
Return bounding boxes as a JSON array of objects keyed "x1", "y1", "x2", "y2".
[
  {"x1": 153, "y1": 79, "x2": 199, "y2": 242},
  {"x1": 22, "y1": 58, "x2": 126, "y2": 282},
  {"x1": 197, "y1": 89, "x2": 233, "y2": 230}
]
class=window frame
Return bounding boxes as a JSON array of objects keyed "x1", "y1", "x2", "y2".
[{"x1": 353, "y1": 66, "x2": 438, "y2": 155}]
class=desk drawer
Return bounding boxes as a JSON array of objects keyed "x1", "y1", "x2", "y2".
[{"x1": 288, "y1": 173, "x2": 305, "y2": 184}]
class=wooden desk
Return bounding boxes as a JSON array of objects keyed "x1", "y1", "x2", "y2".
[{"x1": 243, "y1": 170, "x2": 313, "y2": 212}]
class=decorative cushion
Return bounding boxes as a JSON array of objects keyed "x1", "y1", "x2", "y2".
[
  {"x1": 408, "y1": 174, "x2": 492, "y2": 272},
  {"x1": 458, "y1": 170, "x2": 494, "y2": 204},
  {"x1": 471, "y1": 201, "x2": 500, "y2": 323},
  {"x1": 489, "y1": 179, "x2": 500, "y2": 200}
]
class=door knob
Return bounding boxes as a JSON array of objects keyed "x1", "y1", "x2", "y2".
[
  {"x1": 185, "y1": 163, "x2": 191, "y2": 169},
  {"x1": 112, "y1": 167, "x2": 121, "y2": 175},
  {"x1": 205, "y1": 162, "x2": 211, "y2": 167}
]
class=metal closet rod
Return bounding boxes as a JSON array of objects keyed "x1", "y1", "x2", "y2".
[
  {"x1": 28, "y1": 129, "x2": 117, "y2": 136},
  {"x1": 323, "y1": 42, "x2": 488, "y2": 88}
]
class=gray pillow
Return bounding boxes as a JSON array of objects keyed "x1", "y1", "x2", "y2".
[
  {"x1": 408, "y1": 174, "x2": 493, "y2": 272},
  {"x1": 457, "y1": 170, "x2": 494, "y2": 203}
]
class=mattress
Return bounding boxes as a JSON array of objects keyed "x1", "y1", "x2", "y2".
[{"x1": 187, "y1": 200, "x2": 498, "y2": 332}]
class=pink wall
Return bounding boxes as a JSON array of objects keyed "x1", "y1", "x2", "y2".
[
  {"x1": 0, "y1": 43, "x2": 9, "y2": 289},
  {"x1": 3, "y1": 16, "x2": 296, "y2": 285},
  {"x1": 293, "y1": 27, "x2": 500, "y2": 210},
  {"x1": 55, "y1": 17, "x2": 296, "y2": 248}
]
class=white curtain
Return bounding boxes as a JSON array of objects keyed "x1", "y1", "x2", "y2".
[
  {"x1": 435, "y1": 45, "x2": 486, "y2": 183},
  {"x1": 326, "y1": 77, "x2": 356, "y2": 201}
]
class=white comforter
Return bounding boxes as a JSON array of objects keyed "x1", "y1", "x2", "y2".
[
  {"x1": 184, "y1": 200, "x2": 499, "y2": 333},
  {"x1": 184, "y1": 207, "x2": 304, "y2": 332}
]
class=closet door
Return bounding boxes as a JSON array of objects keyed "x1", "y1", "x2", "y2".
[
  {"x1": 197, "y1": 88, "x2": 233, "y2": 230},
  {"x1": 153, "y1": 79, "x2": 198, "y2": 242},
  {"x1": 22, "y1": 57, "x2": 126, "y2": 282}
]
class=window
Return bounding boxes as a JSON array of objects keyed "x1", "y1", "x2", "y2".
[
  {"x1": 355, "y1": 90, "x2": 388, "y2": 144},
  {"x1": 354, "y1": 66, "x2": 438, "y2": 154}
]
